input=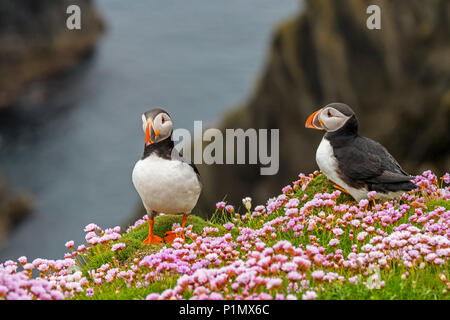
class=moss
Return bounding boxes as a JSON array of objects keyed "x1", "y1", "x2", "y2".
[{"x1": 296, "y1": 173, "x2": 356, "y2": 204}]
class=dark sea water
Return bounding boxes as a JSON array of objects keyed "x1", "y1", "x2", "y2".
[{"x1": 0, "y1": 0, "x2": 300, "y2": 261}]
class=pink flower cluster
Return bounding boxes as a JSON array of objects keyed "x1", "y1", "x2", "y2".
[
  {"x1": 0, "y1": 257, "x2": 86, "y2": 300},
  {"x1": 0, "y1": 224, "x2": 123, "y2": 300},
  {"x1": 85, "y1": 226, "x2": 121, "y2": 246},
  {"x1": 0, "y1": 170, "x2": 448, "y2": 300}
]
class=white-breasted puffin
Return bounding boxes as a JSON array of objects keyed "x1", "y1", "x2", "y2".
[
  {"x1": 305, "y1": 103, "x2": 417, "y2": 201},
  {"x1": 132, "y1": 108, "x2": 202, "y2": 244}
]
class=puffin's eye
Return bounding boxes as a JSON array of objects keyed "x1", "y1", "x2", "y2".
[
  {"x1": 162, "y1": 117, "x2": 166, "y2": 124},
  {"x1": 327, "y1": 110, "x2": 332, "y2": 117}
]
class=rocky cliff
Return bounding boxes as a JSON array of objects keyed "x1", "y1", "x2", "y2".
[
  {"x1": 0, "y1": 0, "x2": 104, "y2": 109},
  {"x1": 0, "y1": 174, "x2": 33, "y2": 243},
  {"x1": 195, "y1": 0, "x2": 450, "y2": 214},
  {"x1": 0, "y1": 0, "x2": 105, "y2": 239}
]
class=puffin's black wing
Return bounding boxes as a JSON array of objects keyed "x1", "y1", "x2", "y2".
[
  {"x1": 175, "y1": 147, "x2": 202, "y2": 187},
  {"x1": 184, "y1": 159, "x2": 202, "y2": 188},
  {"x1": 333, "y1": 136, "x2": 416, "y2": 192},
  {"x1": 187, "y1": 161, "x2": 200, "y2": 176}
]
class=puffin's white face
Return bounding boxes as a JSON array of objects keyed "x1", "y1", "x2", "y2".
[
  {"x1": 141, "y1": 112, "x2": 173, "y2": 145},
  {"x1": 305, "y1": 106, "x2": 352, "y2": 132}
]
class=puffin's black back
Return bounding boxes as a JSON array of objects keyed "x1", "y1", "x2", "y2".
[{"x1": 323, "y1": 103, "x2": 416, "y2": 193}]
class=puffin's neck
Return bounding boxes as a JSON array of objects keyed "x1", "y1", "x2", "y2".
[
  {"x1": 324, "y1": 115, "x2": 359, "y2": 146},
  {"x1": 142, "y1": 137, "x2": 174, "y2": 160}
]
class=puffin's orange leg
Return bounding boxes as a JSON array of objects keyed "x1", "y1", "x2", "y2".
[
  {"x1": 180, "y1": 214, "x2": 188, "y2": 242},
  {"x1": 142, "y1": 218, "x2": 163, "y2": 245},
  {"x1": 333, "y1": 184, "x2": 350, "y2": 195},
  {"x1": 163, "y1": 231, "x2": 178, "y2": 244},
  {"x1": 164, "y1": 214, "x2": 188, "y2": 244}
]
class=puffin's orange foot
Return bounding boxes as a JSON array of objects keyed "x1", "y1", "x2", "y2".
[
  {"x1": 163, "y1": 231, "x2": 185, "y2": 244},
  {"x1": 142, "y1": 234, "x2": 163, "y2": 245},
  {"x1": 333, "y1": 184, "x2": 350, "y2": 195}
]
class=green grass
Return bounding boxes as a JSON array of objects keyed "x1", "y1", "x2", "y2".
[
  {"x1": 317, "y1": 266, "x2": 448, "y2": 300},
  {"x1": 76, "y1": 274, "x2": 179, "y2": 300},
  {"x1": 295, "y1": 173, "x2": 355, "y2": 204}
]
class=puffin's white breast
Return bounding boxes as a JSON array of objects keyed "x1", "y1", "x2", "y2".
[
  {"x1": 316, "y1": 137, "x2": 368, "y2": 201},
  {"x1": 132, "y1": 155, "x2": 201, "y2": 214}
]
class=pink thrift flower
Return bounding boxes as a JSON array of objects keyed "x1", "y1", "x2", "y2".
[
  {"x1": 359, "y1": 199, "x2": 369, "y2": 208},
  {"x1": 0, "y1": 285, "x2": 8, "y2": 296},
  {"x1": 285, "y1": 208, "x2": 299, "y2": 217},
  {"x1": 311, "y1": 270, "x2": 325, "y2": 281},
  {"x1": 266, "y1": 278, "x2": 282, "y2": 290},
  {"x1": 302, "y1": 290, "x2": 318, "y2": 300},
  {"x1": 65, "y1": 241, "x2": 74, "y2": 250},
  {"x1": 86, "y1": 288, "x2": 94, "y2": 297},
  {"x1": 282, "y1": 185, "x2": 293, "y2": 194},
  {"x1": 349, "y1": 276, "x2": 358, "y2": 284},
  {"x1": 223, "y1": 222, "x2": 235, "y2": 231},
  {"x1": 368, "y1": 191, "x2": 377, "y2": 200},
  {"x1": 111, "y1": 243, "x2": 126, "y2": 252},
  {"x1": 286, "y1": 271, "x2": 302, "y2": 282},
  {"x1": 332, "y1": 228, "x2": 344, "y2": 237},
  {"x1": 281, "y1": 262, "x2": 297, "y2": 273},
  {"x1": 146, "y1": 293, "x2": 161, "y2": 300},
  {"x1": 18, "y1": 256, "x2": 27, "y2": 265},
  {"x1": 38, "y1": 264, "x2": 49, "y2": 272},
  {"x1": 84, "y1": 223, "x2": 98, "y2": 232},
  {"x1": 328, "y1": 239, "x2": 340, "y2": 247},
  {"x1": 216, "y1": 202, "x2": 226, "y2": 210},
  {"x1": 225, "y1": 205, "x2": 234, "y2": 213},
  {"x1": 23, "y1": 263, "x2": 34, "y2": 271},
  {"x1": 357, "y1": 232, "x2": 368, "y2": 242}
]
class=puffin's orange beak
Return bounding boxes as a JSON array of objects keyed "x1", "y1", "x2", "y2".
[
  {"x1": 145, "y1": 119, "x2": 160, "y2": 146},
  {"x1": 145, "y1": 121, "x2": 151, "y2": 145},
  {"x1": 305, "y1": 109, "x2": 324, "y2": 130}
]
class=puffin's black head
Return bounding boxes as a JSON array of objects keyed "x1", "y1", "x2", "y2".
[
  {"x1": 305, "y1": 103, "x2": 358, "y2": 135},
  {"x1": 141, "y1": 108, "x2": 173, "y2": 146}
]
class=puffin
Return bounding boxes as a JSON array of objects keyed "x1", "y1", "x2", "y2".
[
  {"x1": 132, "y1": 108, "x2": 202, "y2": 244},
  {"x1": 305, "y1": 103, "x2": 417, "y2": 201}
]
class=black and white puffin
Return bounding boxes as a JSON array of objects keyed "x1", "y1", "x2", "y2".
[
  {"x1": 305, "y1": 103, "x2": 417, "y2": 201},
  {"x1": 132, "y1": 109, "x2": 202, "y2": 244}
]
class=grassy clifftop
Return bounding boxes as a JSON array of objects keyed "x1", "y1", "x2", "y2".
[{"x1": 1, "y1": 171, "x2": 449, "y2": 300}]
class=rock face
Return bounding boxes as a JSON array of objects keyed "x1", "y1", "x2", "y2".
[
  {"x1": 0, "y1": 0, "x2": 104, "y2": 109},
  {"x1": 195, "y1": 0, "x2": 450, "y2": 214},
  {"x1": 0, "y1": 173, "x2": 34, "y2": 242},
  {"x1": 0, "y1": 0, "x2": 104, "y2": 239}
]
